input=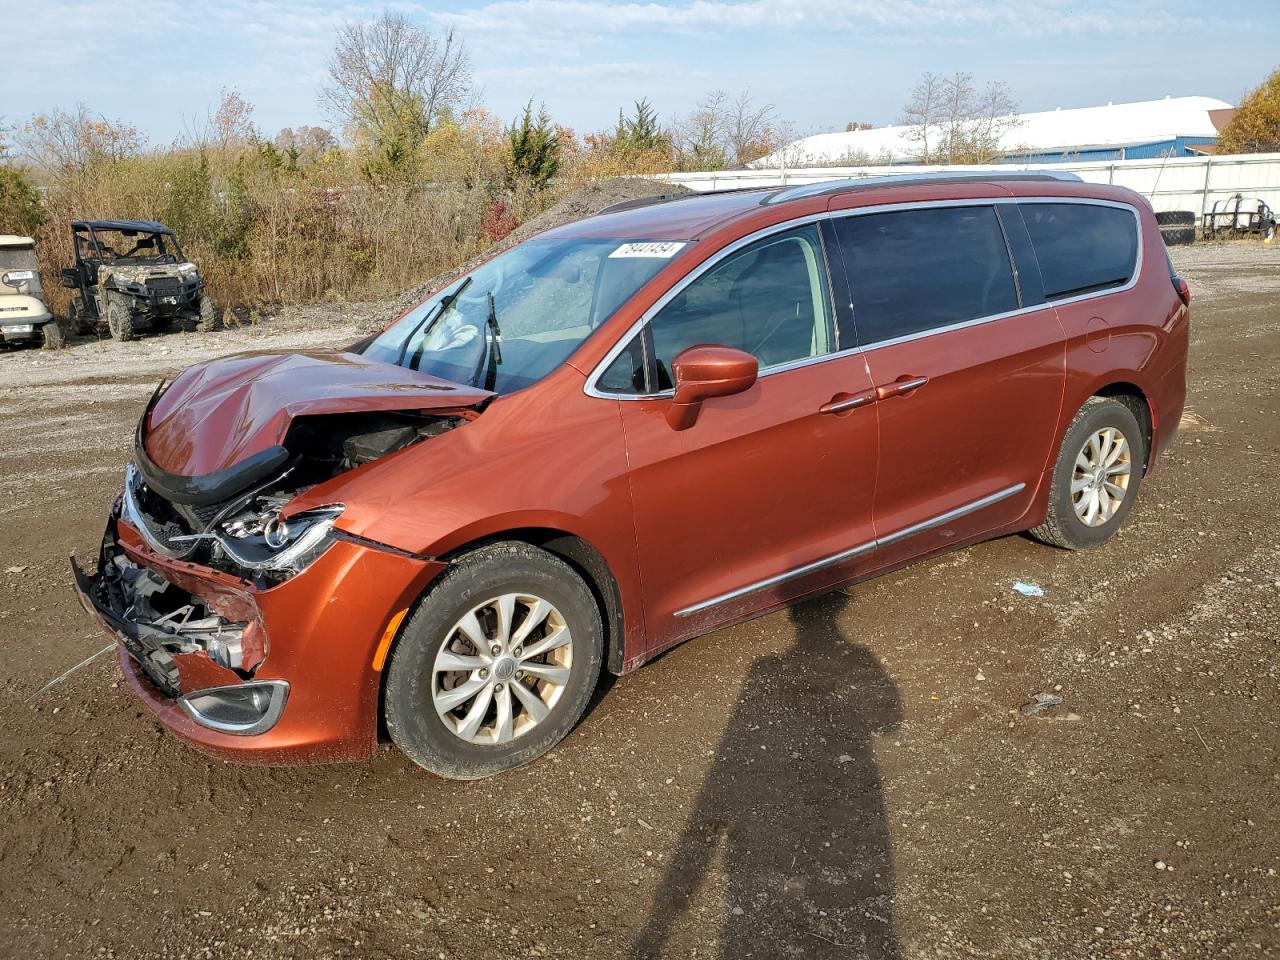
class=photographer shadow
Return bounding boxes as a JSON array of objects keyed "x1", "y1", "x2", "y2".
[{"x1": 634, "y1": 591, "x2": 902, "y2": 959}]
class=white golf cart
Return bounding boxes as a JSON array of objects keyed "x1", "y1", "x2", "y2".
[{"x1": 0, "y1": 235, "x2": 62, "y2": 348}]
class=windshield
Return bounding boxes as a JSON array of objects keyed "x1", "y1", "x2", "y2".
[
  {"x1": 85, "y1": 229, "x2": 182, "y2": 264},
  {"x1": 362, "y1": 236, "x2": 685, "y2": 394},
  {"x1": 0, "y1": 247, "x2": 43, "y2": 297}
]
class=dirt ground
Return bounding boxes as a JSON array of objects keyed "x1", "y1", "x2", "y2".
[{"x1": 0, "y1": 240, "x2": 1277, "y2": 960}]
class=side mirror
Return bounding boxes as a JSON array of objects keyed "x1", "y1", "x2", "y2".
[
  {"x1": 60, "y1": 267, "x2": 79, "y2": 289},
  {"x1": 666, "y1": 345, "x2": 758, "y2": 430}
]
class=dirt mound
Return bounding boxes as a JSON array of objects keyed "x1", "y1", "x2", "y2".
[{"x1": 383, "y1": 177, "x2": 691, "y2": 321}]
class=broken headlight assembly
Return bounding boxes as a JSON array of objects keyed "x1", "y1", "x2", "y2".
[{"x1": 210, "y1": 502, "x2": 345, "y2": 576}]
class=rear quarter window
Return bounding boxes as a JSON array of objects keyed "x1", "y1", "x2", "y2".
[{"x1": 1020, "y1": 202, "x2": 1138, "y2": 301}]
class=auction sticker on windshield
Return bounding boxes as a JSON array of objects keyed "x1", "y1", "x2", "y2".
[{"x1": 608, "y1": 241, "x2": 687, "y2": 259}]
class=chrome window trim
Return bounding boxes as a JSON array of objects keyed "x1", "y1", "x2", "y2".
[
  {"x1": 582, "y1": 196, "x2": 1142, "y2": 399},
  {"x1": 583, "y1": 212, "x2": 843, "y2": 400},
  {"x1": 674, "y1": 482, "x2": 1026, "y2": 617}
]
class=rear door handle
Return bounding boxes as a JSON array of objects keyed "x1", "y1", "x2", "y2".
[
  {"x1": 875, "y1": 375, "x2": 929, "y2": 401},
  {"x1": 819, "y1": 390, "x2": 877, "y2": 415}
]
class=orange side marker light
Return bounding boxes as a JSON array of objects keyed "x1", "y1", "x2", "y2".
[{"x1": 372, "y1": 608, "x2": 410, "y2": 671}]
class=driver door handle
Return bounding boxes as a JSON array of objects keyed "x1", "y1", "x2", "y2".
[
  {"x1": 819, "y1": 390, "x2": 877, "y2": 415},
  {"x1": 875, "y1": 375, "x2": 929, "y2": 401}
]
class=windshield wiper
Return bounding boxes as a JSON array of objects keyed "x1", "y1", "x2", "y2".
[
  {"x1": 471, "y1": 291, "x2": 504, "y2": 391},
  {"x1": 399, "y1": 276, "x2": 473, "y2": 369}
]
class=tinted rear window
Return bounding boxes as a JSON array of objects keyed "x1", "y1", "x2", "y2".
[
  {"x1": 1020, "y1": 202, "x2": 1138, "y2": 301},
  {"x1": 833, "y1": 205, "x2": 1018, "y2": 346}
]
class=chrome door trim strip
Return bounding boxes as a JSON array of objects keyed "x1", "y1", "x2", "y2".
[
  {"x1": 875, "y1": 482, "x2": 1026, "y2": 546},
  {"x1": 674, "y1": 540, "x2": 878, "y2": 618},
  {"x1": 673, "y1": 482, "x2": 1026, "y2": 618},
  {"x1": 582, "y1": 196, "x2": 1142, "y2": 399}
]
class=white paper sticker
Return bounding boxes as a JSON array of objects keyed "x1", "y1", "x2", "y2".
[{"x1": 608, "y1": 241, "x2": 687, "y2": 259}]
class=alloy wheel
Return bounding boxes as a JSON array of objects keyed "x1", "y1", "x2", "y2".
[
  {"x1": 1071, "y1": 426, "x2": 1132, "y2": 526},
  {"x1": 431, "y1": 593, "x2": 573, "y2": 745}
]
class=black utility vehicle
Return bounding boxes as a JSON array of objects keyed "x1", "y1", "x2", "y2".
[{"x1": 61, "y1": 220, "x2": 218, "y2": 340}]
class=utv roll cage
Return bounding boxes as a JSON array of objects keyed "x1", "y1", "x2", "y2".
[{"x1": 70, "y1": 220, "x2": 186, "y2": 265}]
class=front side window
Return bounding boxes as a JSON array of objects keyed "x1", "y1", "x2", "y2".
[
  {"x1": 602, "y1": 224, "x2": 835, "y2": 392},
  {"x1": 1019, "y1": 202, "x2": 1138, "y2": 301},
  {"x1": 833, "y1": 205, "x2": 1019, "y2": 346},
  {"x1": 363, "y1": 236, "x2": 677, "y2": 395}
]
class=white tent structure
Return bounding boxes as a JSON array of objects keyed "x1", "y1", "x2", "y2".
[{"x1": 756, "y1": 96, "x2": 1234, "y2": 167}]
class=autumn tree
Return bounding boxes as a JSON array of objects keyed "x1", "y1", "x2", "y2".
[
  {"x1": 321, "y1": 12, "x2": 471, "y2": 176},
  {"x1": 901, "y1": 72, "x2": 1019, "y2": 163},
  {"x1": 275, "y1": 126, "x2": 340, "y2": 169},
  {"x1": 1218, "y1": 67, "x2": 1280, "y2": 154}
]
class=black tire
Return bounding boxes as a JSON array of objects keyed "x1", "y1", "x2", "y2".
[
  {"x1": 1030, "y1": 397, "x2": 1146, "y2": 550},
  {"x1": 1160, "y1": 226, "x2": 1195, "y2": 246},
  {"x1": 1155, "y1": 210, "x2": 1195, "y2": 227},
  {"x1": 384, "y1": 542, "x2": 604, "y2": 779},
  {"x1": 40, "y1": 319, "x2": 65, "y2": 349},
  {"x1": 105, "y1": 293, "x2": 137, "y2": 341},
  {"x1": 196, "y1": 295, "x2": 222, "y2": 332},
  {"x1": 67, "y1": 300, "x2": 95, "y2": 336}
]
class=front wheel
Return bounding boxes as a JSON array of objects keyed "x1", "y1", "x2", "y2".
[
  {"x1": 1030, "y1": 396, "x2": 1146, "y2": 550},
  {"x1": 384, "y1": 542, "x2": 603, "y2": 779},
  {"x1": 105, "y1": 293, "x2": 137, "y2": 341},
  {"x1": 196, "y1": 294, "x2": 222, "y2": 332}
]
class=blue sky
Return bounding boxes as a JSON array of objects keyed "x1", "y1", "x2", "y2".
[{"x1": 6, "y1": 0, "x2": 1278, "y2": 147}]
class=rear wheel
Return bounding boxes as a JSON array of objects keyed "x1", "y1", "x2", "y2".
[
  {"x1": 1030, "y1": 397, "x2": 1146, "y2": 550},
  {"x1": 68, "y1": 300, "x2": 95, "y2": 336},
  {"x1": 41, "y1": 319, "x2": 64, "y2": 349},
  {"x1": 384, "y1": 542, "x2": 603, "y2": 779},
  {"x1": 105, "y1": 293, "x2": 137, "y2": 341}
]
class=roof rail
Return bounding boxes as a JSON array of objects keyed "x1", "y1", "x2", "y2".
[
  {"x1": 595, "y1": 185, "x2": 763, "y2": 217},
  {"x1": 762, "y1": 171, "x2": 1083, "y2": 205}
]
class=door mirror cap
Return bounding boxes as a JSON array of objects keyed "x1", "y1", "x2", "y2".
[{"x1": 666, "y1": 344, "x2": 758, "y2": 430}]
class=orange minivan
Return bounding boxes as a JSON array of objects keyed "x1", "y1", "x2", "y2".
[{"x1": 73, "y1": 173, "x2": 1189, "y2": 778}]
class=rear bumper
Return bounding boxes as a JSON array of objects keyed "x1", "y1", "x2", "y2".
[
  {"x1": 72, "y1": 502, "x2": 445, "y2": 763},
  {"x1": 0, "y1": 311, "x2": 54, "y2": 341}
]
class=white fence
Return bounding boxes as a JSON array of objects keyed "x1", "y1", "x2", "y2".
[{"x1": 656, "y1": 153, "x2": 1280, "y2": 216}]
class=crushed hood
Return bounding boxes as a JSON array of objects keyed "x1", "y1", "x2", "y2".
[{"x1": 143, "y1": 350, "x2": 492, "y2": 477}]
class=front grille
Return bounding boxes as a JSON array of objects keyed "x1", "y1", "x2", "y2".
[{"x1": 147, "y1": 277, "x2": 182, "y2": 294}]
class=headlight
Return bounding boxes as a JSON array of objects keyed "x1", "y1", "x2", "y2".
[{"x1": 214, "y1": 504, "x2": 344, "y2": 574}]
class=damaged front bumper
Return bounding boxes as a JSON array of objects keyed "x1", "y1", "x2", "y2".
[{"x1": 72, "y1": 496, "x2": 445, "y2": 762}]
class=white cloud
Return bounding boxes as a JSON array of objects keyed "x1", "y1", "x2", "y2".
[{"x1": 431, "y1": 0, "x2": 1214, "y2": 41}]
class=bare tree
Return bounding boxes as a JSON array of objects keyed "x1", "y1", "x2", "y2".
[
  {"x1": 673, "y1": 89, "x2": 779, "y2": 170},
  {"x1": 901, "y1": 72, "x2": 1020, "y2": 164},
  {"x1": 900, "y1": 72, "x2": 944, "y2": 163},
  {"x1": 321, "y1": 12, "x2": 471, "y2": 144},
  {"x1": 673, "y1": 90, "x2": 729, "y2": 169},
  {"x1": 17, "y1": 104, "x2": 144, "y2": 176},
  {"x1": 725, "y1": 90, "x2": 776, "y2": 167}
]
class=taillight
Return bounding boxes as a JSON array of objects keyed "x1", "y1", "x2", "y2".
[{"x1": 1173, "y1": 276, "x2": 1191, "y2": 306}]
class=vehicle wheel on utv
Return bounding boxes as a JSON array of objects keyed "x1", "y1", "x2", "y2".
[
  {"x1": 197, "y1": 295, "x2": 222, "y2": 332},
  {"x1": 384, "y1": 542, "x2": 604, "y2": 780},
  {"x1": 105, "y1": 293, "x2": 137, "y2": 341},
  {"x1": 41, "y1": 319, "x2": 65, "y2": 349},
  {"x1": 1030, "y1": 396, "x2": 1146, "y2": 550}
]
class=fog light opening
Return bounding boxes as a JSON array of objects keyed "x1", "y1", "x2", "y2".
[{"x1": 178, "y1": 680, "x2": 289, "y2": 736}]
